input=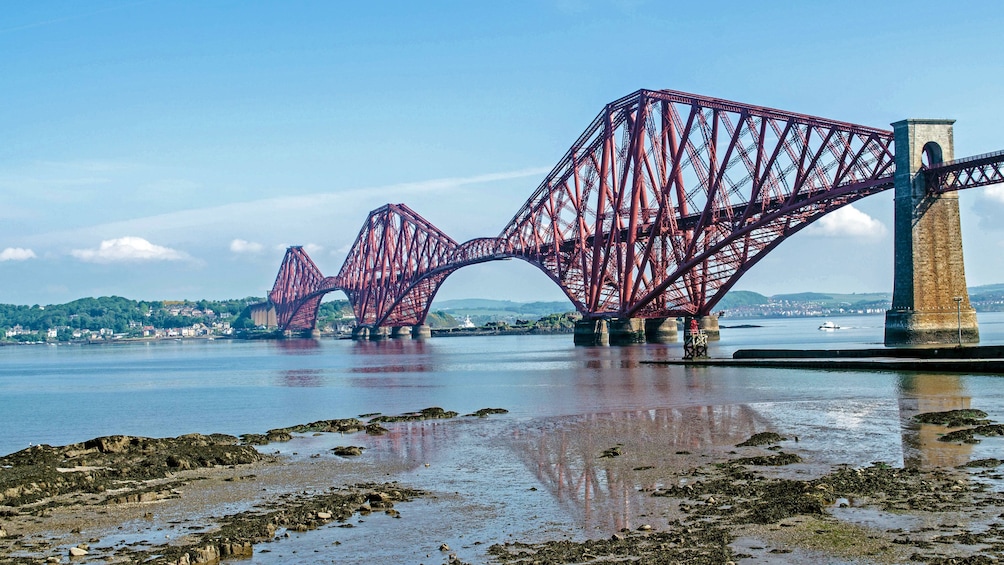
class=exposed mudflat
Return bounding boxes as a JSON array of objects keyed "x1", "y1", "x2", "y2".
[{"x1": 1, "y1": 407, "x2": 1004, "y2": 564}]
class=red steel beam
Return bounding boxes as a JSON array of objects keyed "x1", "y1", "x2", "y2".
[
  {"x1": 269, "y1": 89, "x2": 1004, "y2": 332},
  {"x1": 497, "y1": 89, "x2": 896, "y2": 318},
  {"x1": 926, "y1": 149, "x2": 1004, "y2": 193}
]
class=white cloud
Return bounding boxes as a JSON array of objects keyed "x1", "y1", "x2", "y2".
[
  {"x1": 22, "y1": 167, "x2": 551, "y2": 249},
  {"x1": 0, "y1": 247, "x2": 36, "y2": 261},
  {"x1": 805, "y1": 205, "x2": 886, "y2": 238},
  {"x1": 17, "y1": 166, "x2": 550, "y2": 283},
  {"x1": 230, "y1": 239, "x2": 263, "y2": 254},
  {"x1": 71, "y1": 237, "x2": 188, "y2": 263},
  {"x1": 986, "y1": 185, "x2": 1004, "y2": 204}
]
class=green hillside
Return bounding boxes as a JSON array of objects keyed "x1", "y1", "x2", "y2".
[
  {"x1": 772, "y1": 292, "x2": 834, "y2": 302},
  {"x1": 715, "y1": 291, "x2": 768, "y2": 310},
  {"x1": 770, "y1": 292, "x2": 890, "y2": 307},
  {"x1": 433, "y1": 299, "x2": 573, "y2": 316},
  {"x1": 970, "y1": 283, "x2": 1004, "y2": 295}
]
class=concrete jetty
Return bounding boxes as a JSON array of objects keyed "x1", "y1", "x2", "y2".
[{"x1": 643, "y1": 345, "x2": 1004, "y2": 374}]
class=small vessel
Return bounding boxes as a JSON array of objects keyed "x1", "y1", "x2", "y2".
[{"x1": 818, "y1": 321, "x2": 840, "y2": 331}]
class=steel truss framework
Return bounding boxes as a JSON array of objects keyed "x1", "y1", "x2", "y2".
[
  {"x1": 269, "y1": 89, "x2": 1004, "y2": 332},
  {"x1": 926, "y1": 149, "x2": 1004, "y2": 193}
]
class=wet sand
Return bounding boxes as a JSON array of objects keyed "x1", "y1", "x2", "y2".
[{"x1": 2, "y1": 406, "x2": 1004, "y2": 564}]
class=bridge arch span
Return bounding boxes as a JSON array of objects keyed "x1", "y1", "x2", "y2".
[{"x1": 267, "y1": 88, "x2": 1004, "y2": 338}]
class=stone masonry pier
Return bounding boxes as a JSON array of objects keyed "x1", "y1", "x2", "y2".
[{"x1": 885, "y1": 119, "x2": 979, "y2": 346}]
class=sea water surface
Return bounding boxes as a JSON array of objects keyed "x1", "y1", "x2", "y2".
[
  {"x1": 3, "y1": 313, "x2": 1004, "y2": 563},
  {"x1": 3, "y1": 313, "x2": 1003, "y2": 456}
]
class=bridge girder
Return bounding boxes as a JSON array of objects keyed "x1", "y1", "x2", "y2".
[
  {"x1": 926, "y1": 149, "x2": 1004, "y2": 193},
  {"x1": 268, "y1": 89, "x2": 1004, "y2": 333},
  {"x1": 499, "y1": 89, "x2": 896, "y2": 318},
  {"x1": 268, "y1": 246, "x2": 327, "y2": 331}
]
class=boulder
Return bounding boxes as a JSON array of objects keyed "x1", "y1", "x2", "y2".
[
  {"x1": 190, "y1": 544, "x2": 221, "y2": 564},
  {"x1": 219, "y1": 541, "x2": 253, "y2": 558},
  {"x1": 84, "y1": 435, "x2": 135, "y2": 454}
]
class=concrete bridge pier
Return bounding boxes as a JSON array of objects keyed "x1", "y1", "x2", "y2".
[
  {"x1": 609, "y1": 318, "x2": 646, "y2": 345},
  {"x1": 351, "y1": 326, "x2": 370, "y2": 341},
  {"x1": 885, "y1": 119, "x2": 979, "y2": 346},
  {"x1": 307, "y1": 328, "x2": 321, "y2": 339},
  {"x1": 644, "y1": 317, "x2": 678, "y2": 343},
  {"x1": 573, "y1": 319, "x2": 609, "y2": 346},
  {"x1": 369, "y1": 326, "x2": 390, "y2": 341},
  {"x1": 697, "y1": 314, "x2": 720, "y2": 341},
  {"x1": 411, "y1": 324, "x2": 432, "y2": 339},
  {"x1": 390, "y1": 326, "x2": 411, "y2": 339}
]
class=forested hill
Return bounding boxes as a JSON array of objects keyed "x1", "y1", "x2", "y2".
[
  {"x1": 0, "y1": 296, "x2": 262, "y2": 333},
  {"x1": 0, "y1": 296, "x2": 358, "y2": 339}
]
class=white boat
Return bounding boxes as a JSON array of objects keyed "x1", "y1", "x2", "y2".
[{"x1": 818, "y1": 321, "x2": 840, "y2": 331}]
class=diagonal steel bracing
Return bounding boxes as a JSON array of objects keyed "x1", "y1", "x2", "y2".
[{"x1": 268, "y1": 89, "x2": 1004, "y2": 332}]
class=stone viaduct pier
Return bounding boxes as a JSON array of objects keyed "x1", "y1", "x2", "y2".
[{"x1": 884, "y1": 120, "x2": 979, "y2": 346}]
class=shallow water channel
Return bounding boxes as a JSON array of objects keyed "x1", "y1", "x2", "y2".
[{"x1": 3, "y1": 313, "x2": 1004, "y2": 563}]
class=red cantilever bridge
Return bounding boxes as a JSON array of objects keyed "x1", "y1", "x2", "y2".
[{"x1": 268, "y1": 89, "x2": 1004, "y2": 343}]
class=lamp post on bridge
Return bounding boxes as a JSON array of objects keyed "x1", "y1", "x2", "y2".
[{"x1": 953, "y1": 296, "x2": 963, "y2": 347}]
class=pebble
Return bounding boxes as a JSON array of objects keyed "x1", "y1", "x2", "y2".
[
  {"x1": 317, "y1": 512, "x2": 332, "y2": 520},
  {"x1": 440, "y1": 543, "x2": 451, "y2": 551},
  {"x1": 69, "y1": 546, "x2": 88, "y2": 556},
  {"x1": 637, "y1": 524, "x2": 653, "y2": 531}
]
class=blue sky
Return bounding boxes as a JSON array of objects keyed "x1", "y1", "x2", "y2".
[{"x1": 3, "y1": 0, "x2": 1004, "y2": 306}]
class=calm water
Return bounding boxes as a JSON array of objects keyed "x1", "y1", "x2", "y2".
[
  {"x1": 1, "y1": 313, "x2": 1003, "y2": 457},
  {"x1": 4, "y1": 313, "x2": 1004, "y2": 563}
]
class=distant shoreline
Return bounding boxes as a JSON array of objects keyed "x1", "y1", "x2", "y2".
[
  {"x1": 0, "y1": 335, "x2": 228, "y2": 347},
  {"x1": 431, "y1": 327, "x2": 573, "y2": 337}
]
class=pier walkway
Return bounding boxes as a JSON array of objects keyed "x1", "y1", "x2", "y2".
[{"x1": 643, "y1": 346, "x2": 1004, "y2": 374}]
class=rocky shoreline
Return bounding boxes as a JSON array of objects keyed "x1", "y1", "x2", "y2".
[
  {"x1": 0, "y1": 407, "x2": 506, "y2": 564},
  {"x1": 2, "y1": 407, "x2": 1004, "y2": 564}
]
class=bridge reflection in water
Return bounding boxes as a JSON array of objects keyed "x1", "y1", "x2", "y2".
[
  {"x1": 502, "y1": 376, "x2": 975, "y2": 533},
  {"x1": 260, "y1": 338, "x2": 979, "y2": 535},
  {"x1": 898, "y1": 374, "x2": 974, "y2": 469},
  {"x1": 509, "y1": 405, "x2": 766, "y2": 532}
]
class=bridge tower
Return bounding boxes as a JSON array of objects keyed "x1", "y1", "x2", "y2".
[{"x1": 885, "y1": 119, "x2": 979, "y2": 346}]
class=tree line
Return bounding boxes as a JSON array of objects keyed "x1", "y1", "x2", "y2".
[
  {"x1": 0, "y1": 296, "x2": 262, "y2": 334},
  {"x1": 0, "y1": 295, "x2": 360, "y2": 335}
]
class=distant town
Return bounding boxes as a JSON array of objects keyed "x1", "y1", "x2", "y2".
[
  {"x1": 1, "y1": 283, "x2": 1003, "y2": 344},
  {"x1": 716, "y1": 284, "x2": 1004, "y2": 318}
]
